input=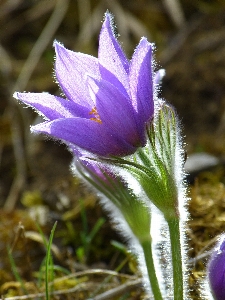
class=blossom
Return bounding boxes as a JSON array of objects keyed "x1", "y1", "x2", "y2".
[
  {"x1": 208, "y1": 235, "x2": 225, "y2": 300},
  {"x1": 14, "y1": 13, "x2": 157, "y2": 157}
]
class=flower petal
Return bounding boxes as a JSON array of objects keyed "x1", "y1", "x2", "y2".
[
  {"x1": 88, "y1": 77, "x2": 146, "y2": 147},
  {"x1": 54, "y1": 41, "x2": 100, "y2": 108},
  {"x1": 98, "y1": 13, "x2": 129, "y2": 96},
  {"x1": 14, "y1": 92, "x2": 90, "y2": 120},
  {"x1": 129, "y1": 38, "x2": 154, "y2": 123},
  {"x1": 31, "y1": 118, "x2": 136, "y2": 157},
  {"x1": 208, "y1": 236, "x2": 225, "y2": 300}
]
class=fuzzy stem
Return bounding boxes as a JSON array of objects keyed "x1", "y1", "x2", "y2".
[
  {"x1": 141, "y1": 238, "x2": 163, "y2": 300},
  {"x1": 167, "y1": 217, "x2": 184, "y2": 300}
]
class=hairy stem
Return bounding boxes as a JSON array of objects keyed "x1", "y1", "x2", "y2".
[
  {"x1": 141, "y1": 239, "x2": 163, "y2": 300},
  {"x1": 167, "y1": 217, "x2": 184, "y2": 300}
]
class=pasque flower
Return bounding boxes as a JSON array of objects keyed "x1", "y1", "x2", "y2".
[
  {"x1": 208, "y1": 235, "x2": 225, "y2": 300},
  {"x1": 13, "y1": 10, "x2": 190, "y2": 299},
  {"x1": 14, "y1": 13, "x2": 156, "y2": 157}
]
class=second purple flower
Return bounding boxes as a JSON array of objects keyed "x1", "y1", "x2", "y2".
[
  {"x1": 208, "y1": 235, "x2": 225, "y2": 300},
  {"x1": 14, "y1": 13, "x2": 156, "y2": 157}
]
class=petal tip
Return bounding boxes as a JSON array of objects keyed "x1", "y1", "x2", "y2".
[
  {"x1": 30, "y1": 125, "x2": 36, "y2": 134},
  {"x1": 13, "y1": 92, "x2": 19, "y2": 99},
  {"x1": 102, "y1": 11, "x2": 116, "y2": 38},
  {"x1": 54, "y1": 40, "x2": 66, "y2": 56},
  {"x1": 53, "y1": 40, "x2": 61, "y2": 47},
  {"x1": 103, "y1": 11, "x2": 114, "y2": 26},
  {"x1": 140, "y1": 37, "x2": 152, "y2": 49}
]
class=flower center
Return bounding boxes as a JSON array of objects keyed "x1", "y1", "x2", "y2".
[{"x1": 89, "y1": 107, "x2": 102, "y2": 124}]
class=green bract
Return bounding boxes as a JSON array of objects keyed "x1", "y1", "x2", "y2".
[{"x1": 104, "y1": 102, "x2": 185, "y2": 220}]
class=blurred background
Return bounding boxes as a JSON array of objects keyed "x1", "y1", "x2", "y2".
[{"x1": 1, "y1": 0, "x2": 225, "y2": 299}]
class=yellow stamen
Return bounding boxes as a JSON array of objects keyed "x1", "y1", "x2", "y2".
[{"x1": 89, "y1": 107, "x2": 102, "y2": 124}]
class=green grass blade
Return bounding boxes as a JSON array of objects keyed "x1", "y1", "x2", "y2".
[
  {"x1": 7, "y1": 246, "x2": 28, "y2": 294},
  {"x1": 45, "y1": 221, "x2": 57, "y2": 300}
]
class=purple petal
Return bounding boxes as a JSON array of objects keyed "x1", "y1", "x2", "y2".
[
  {"x1": 71, "y1": 146, "x2": 116, "y2": 185},
  {"x1": 208, "y1": 235, "x2": 225, "y2": 300},
  {"x1": 14, "y1": 92, "x2": 90, "y2": 120},
  {"x1": 71, "y1": 147, "x2": 102, "y2": 177},
  {"x1": 88, "y1": 77, "x2": 146, "y2": 147},
  {"x1": 129, "y1": 38, "x2": 154, "y2": 124},
  {"x1": 98, "y1": 13, "x2": 129, "y2": 96},
  {"x1": 54, "y1": 41, "x2": 100, "y2": 108},
  {"x1": 31, "y1": 118, "x2": 136, "y2": 157}
]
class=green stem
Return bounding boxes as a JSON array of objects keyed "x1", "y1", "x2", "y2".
[
  {"x1": 167, "y1": 217, "x2": 184, "y2": 300},
  {"x1": 141, "y1": 239, "x2": 163, "y2": 300}
]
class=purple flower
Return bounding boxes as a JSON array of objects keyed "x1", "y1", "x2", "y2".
[
  {"x1": 208, "y1": 235, "x2": 225, "y2": 300},
  {"x1": 14, "y1": 13, "x2": 156, "y2": 157}
]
